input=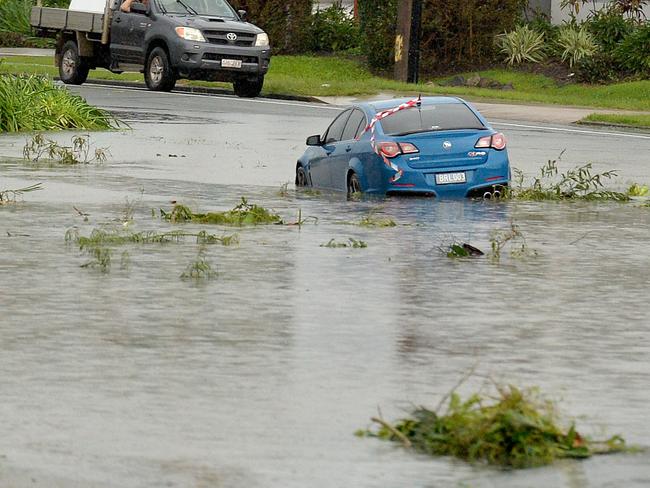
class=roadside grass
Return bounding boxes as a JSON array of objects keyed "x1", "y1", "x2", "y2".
[
  {"x1": 2, "y1": 54, "x2": 650, "y2": 111},
  {"x1": 580, "y1": 113, "x2": 650, "y2": 129}
]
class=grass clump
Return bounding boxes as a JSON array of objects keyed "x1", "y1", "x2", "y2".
[
  {"x1": 161, "y1": 198, "x2": 282, "y2": 226},
  {"x1": 0, "y1": 182, "x2": 42, "y2": 205},
  {"x1": 320, "y1": 238, "x2": 367, "y2": 248},
  {"x1": 489, "y1": 221, "x2": 536, "y2": 262},
  {"x1": 503, "y1": 156, "x2": 629, "y2": 202},
  {"x1": 23, "y1": 134, "x2": 109, "y2": 164},
  {"x1": 358, "y1": 381, "x2": 627, "y2": 468},
  {"x1": 0, "y1": 74, "x2": 118, "y2": 132},
  {"x1": 181, "y1": 250, "x2": 218, "y2": 280},
  {"x1": 357, "y1": 207, "x2": 396, "y2": 227}
]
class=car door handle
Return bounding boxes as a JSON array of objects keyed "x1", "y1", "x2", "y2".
[{"x1": 345, "y1": 145, "x2": 352, "y2": 152}]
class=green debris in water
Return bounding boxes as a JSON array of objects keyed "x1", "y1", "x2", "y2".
[
  {"x1": 358, "y1": 382, "x2": 627, "y2": 468},
  {"x1": 321, "y1": 238, "x2": 367, "y2": 248},
  {"x1": 627, "y1": 183, "x2": 649, "y2": 197},
  {"x1": 445, "y1": 242, "x2": 484, "y2": 258},
  {"x1": 23, "y1": 134, "x2": 109, "y2": 165},
  {"x1": 161, "y1": 198, "x2": 282, "y2": 226},
  {"x1": 358, "y1": 207, "x2": 396, "y2": 227},
  {"x1": 501, "y1": 156, "x2": 629, "y2": 201},
  {"x1": 0, "y1": 183, "x2": 42, "y2": 205},
  {"x1": 181, "y1": 251, "x2": 218, "y2": 280}
]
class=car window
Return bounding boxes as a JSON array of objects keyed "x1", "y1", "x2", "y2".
[
  {"x1": 379, "y1": 103, "x2": 485, "y2": 135},
  {"x1": 341, "y1": 109, "x2": 366, "y2": 141},
  {"x1": 157, "y1": 0, "x2": 236, "y2": 17},
  {"x1": 324, "y1": 110, "x2": 351, "y2": 144}
]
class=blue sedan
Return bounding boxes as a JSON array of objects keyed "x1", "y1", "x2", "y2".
[{"x1": 295, "y1": 97, "x2": 510, "y2": 198}]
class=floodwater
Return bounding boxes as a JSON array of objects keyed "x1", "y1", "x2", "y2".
[{"x1": 1, "y1": 120, "x2": 650, "y2": 488}]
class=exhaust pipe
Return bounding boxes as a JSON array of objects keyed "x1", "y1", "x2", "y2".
[
  {"x1": 483, "y1": 191, "x2": 492, "y2": 200},
  {"x1": 493, "y1": 190, "x2": 501, "y2": 199}
]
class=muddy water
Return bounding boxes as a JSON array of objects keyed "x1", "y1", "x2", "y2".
[{"x1": 2, "y1": 124, "x2": 650, "y2": 487}]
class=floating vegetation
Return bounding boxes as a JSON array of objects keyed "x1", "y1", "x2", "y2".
[
  {"x1": 321, "y1": 238, "x2": 368, "y2": 248},
  {"x1": 300, "y1": 188, "x2": 322, "y2": 196},
  {"x1": 0, "y1": 183, "x2": 42, "y2": 205},
  {"x1": 0, "y1": 74, "x2": 118, "y2": 132},
  {"x1": 502, "y1": 156, "x2": 629, "y2": 201},
  {"x1": 181, "y1": 250, "x2": 218, "y2": 280},
  {"x1": 23, "y1": 134, "x2": 109, "y2": 165},
  {"x1": 66, "y1": 227, "x2": 238, "y2": 272},
  {"x1": 627, "y1": 183, "x2": 649, "y2": 197},
  {"x1": 358, "y1": 207, "x2": 396, "y2": 227},
  {"x1": 161, "y1": 198, "x2": 282, "y2": 226},
  {"x1": 357, "y1": 380, "x2": 627, "y2": 468},
  {"x1": 445, "y1": 242, "x2": 484, "y2": 258},
  {"x1": 278, "y1": 182, "x2": 291, "y2": 198},
  {"x1": 489, "y1": 221, "x2": 536, "y2": 262}
]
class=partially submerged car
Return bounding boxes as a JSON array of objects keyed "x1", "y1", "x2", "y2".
[{"x1": 296, "y1": 97, "x2": 511, "y2": 197}]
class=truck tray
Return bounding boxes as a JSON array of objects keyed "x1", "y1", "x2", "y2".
[{"x1": 30, "y1": 7, "x2": 104, "y2": 34}]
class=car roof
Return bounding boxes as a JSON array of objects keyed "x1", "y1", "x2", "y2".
[{"x1": 364, "y1": 96, "x2": 464, "y2": 113}]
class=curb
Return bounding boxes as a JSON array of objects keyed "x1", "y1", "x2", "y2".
[
  {"x1": 77, "y1": 78, "x2": 326, "y2": 104},
  {"x1": 575, "y1": 120, "x2": 650, "y2": 132}
]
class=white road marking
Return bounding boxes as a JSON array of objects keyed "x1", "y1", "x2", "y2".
[{"x1": 493, "y1": 122, "x2": 650, "y2": 140}]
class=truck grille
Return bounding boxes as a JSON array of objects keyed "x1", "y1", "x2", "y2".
[
  {"x1": 203, "y1": 30, "x2": 256, "y2": 47},
  {"x1": 202, "y1": 53, "x2": 258, "y2": 64}
]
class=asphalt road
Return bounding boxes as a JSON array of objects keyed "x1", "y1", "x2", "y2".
[{"x1": 3, "y1": 83, "x2": 649, "y2": 194}]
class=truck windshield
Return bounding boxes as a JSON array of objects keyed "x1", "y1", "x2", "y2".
[{"x1": 157, "y1": 0, "x2": 236, "y2": 17}]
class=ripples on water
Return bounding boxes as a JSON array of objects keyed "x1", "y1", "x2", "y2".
[{"x1": 1, "y1": 167, "x2": 649, "y2": 487}]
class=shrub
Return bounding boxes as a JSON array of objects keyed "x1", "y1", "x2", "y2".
[
  {"x1": 0, "y1": 74, "x2": 117, "y2": 132},
  {"x1": 576, "y1": 52, "x2": 624, "y2": 82},
  {"x1": 614, "y1": 23, "x2": 650, "y2": 76},
  {"x1": 308, "y1": 2, "x2": 360, "y2": 53},
  {"x1": 497, "y1": 25, "x2": 547, "y2": 65},
  {"x1": 0, "y1": 0, "x2": 33, "y2": 37},
  {"x1": 227, "y1": 0, "x2": 312, "y2": 54},
  {"x1": 357, "y1": 0, "x2": 397, "y2": 72},
  {"x1": 556, "y1": 25, "x2": 597, "y2": 68},
  {"x1": 585, "y1": 7, "x2": 634, "y2": 51}
]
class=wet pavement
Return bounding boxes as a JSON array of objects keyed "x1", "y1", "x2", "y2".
[{"x1": 1, "y1": 89, "x2": 650, "y2": 487}]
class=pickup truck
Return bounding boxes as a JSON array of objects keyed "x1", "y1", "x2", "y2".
[{"x1": 30, "y1": 0, "x2": 271, "y2": 97}]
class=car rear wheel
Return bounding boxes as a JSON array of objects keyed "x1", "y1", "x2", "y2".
[
  {"x1": 295, "y1": 166, "x2": 308, "y2": 187},
  {"x1": 145, "y1": 47, "x2": 177, "y2": 92},
  {"x1": 59, "y1": 40, "x2": 89, "y2": 85},
  {"x1": 347, "y1": 172, "x2": 361, "y2": 195},
  {"x1": 233, "y1": 76, "x2": 264, "y2": 98}
]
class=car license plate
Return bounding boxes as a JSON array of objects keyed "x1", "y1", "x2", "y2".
[
  {"x1": 435, "y1": 172, "x2": 466, "y2": 185},
  {"x1": 221, "y1": 59, "x2": 242, "y2": 68}
]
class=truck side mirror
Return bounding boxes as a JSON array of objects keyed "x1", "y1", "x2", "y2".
[
  {"x1": 130, "y1": 2, "x2": 148, "y2": 14},
  {"x1": 306, "y1": 135, "x2": 321, "y2": 146},
  {"x1": 237, "y1": 9, "x2": 247, "y2": 20}
]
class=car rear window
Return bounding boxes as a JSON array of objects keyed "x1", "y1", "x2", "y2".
[{"x1": 379, "y1": 103, "x2": 485, "y2": 135}]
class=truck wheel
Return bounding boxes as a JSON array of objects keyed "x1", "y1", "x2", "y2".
[
  {"x1": 145, "y1": 47, "x2": 177, "y2": 92},
  {"x1": 233, "y1": 76, "x2": 264, "y2": 98},
  {"x1": 59, "y1": 40, "x2": 89, "y2": 85}
]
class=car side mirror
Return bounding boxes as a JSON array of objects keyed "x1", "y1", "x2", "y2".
[
  {"x1": 238, "y1": 9, "x2": 247, "y2": 20},
  {"x1": 130, "y1": 2, "x2": 148, "y2": 14},
  {"x1": 306, "y1": 135, "x2": 321, "y2": 146}
]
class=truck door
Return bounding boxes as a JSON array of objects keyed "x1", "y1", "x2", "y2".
[{"x1": 110, "y1": 1, "x2": 149, "y2": 64}]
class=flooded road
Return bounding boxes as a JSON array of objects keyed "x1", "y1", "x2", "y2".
[{"x1": 1, "y1": 97, "x2": 650, "y2": 487}]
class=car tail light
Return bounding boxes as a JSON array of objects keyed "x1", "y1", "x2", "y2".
[
  {"x1": 377, "y1": 142, "x2": 401, "y2": 158},
  {"x1": 475, "y1": 133, "x2": 507, "y2": 150},
  {"x1": 399, "y1": 142, "x2": 419, "y2": 154},
  {"x1": 377, "y1": 141, "x2": 419, "y2": 158}
]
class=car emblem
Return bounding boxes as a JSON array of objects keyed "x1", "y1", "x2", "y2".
[
  {"x1": 442, "y1": 141, "x2": 452, "y2": 150},
  {"x1": 226, "y1": 32, "x2": 238, "y2": 41}
]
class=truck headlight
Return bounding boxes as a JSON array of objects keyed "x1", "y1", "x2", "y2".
[
  {"x1": 175, "y1": 27, "x2": 206, "y2": 42},
  {"x1": 255, "y1": 32, "x2": 269, "y2": 47}
]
